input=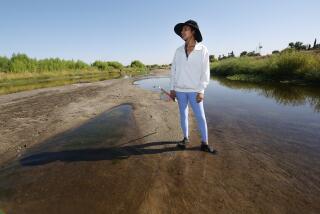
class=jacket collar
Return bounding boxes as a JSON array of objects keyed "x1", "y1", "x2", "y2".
[
  {"x1": 179, "y1": 41, "x2": 202, "y2": 51},
  {"x1": 194, "y1": 41, "x2": 202, "y2": 50}
]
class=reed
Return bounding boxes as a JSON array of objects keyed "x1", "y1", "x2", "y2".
[{"x1": 211, "y1": 50, "x2": 320, "y2": 83}]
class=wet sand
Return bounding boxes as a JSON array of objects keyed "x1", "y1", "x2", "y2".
[{"x1": 0, "y1": 69, "x2": 319, "y2": 214}]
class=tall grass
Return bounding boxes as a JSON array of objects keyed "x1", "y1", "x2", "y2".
[
  {"x1": 0, "y1": 53, "x2": 149, "y2": 80},
  {"x1": 0, "y1": 53, "x2": 149, "y2": 74},
  {"x1": 211, "y1": 50, "x2": 320, "y2": 83},
  {"x1": 0, "y1": 54, "x2": 150, "y2": 94},
  {"x1": 0, "y1": 54, "x2": 92, "y2": 73}
]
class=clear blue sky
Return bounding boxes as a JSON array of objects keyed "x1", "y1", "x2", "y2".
[{"x1": 1, "y1": 0, "x2": 319, "y2": 65}]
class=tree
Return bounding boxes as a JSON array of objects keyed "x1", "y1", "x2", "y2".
[
  {"x1": 106, "y1": 61, "x2": 123, "y2": 69},
  {"x1": 209, "y1": 55, "x2": 216, "y2": 62},
  {"x1": 240, "y1": 51, "x2": 247, "y2": 57},
  {"x1": 247, "y1": 51, "x2": 260, "y2": 57},
  {"x1": 130, "y1": 60, "x2": 145, "y2": 68},
  {"x1": 288, "y1": 41, "x2": 308, "y2": 50},
  {"x1": 92, "y1": 61, "x2": 109, "y2": 71},
  {"x1": 314, "y1": 38, "x2": 317, "y2": 49},
  {"x1": 295, "y1": 41, "x2": 307, "y2": 50},
  {"x1": 289, "y1": 42, "x2": 295, "y2": 49},
  {"x1": 272, "y1": 50, "x2": 280, "y2": 54}
]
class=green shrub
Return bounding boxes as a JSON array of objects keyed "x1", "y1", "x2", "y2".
[
  {"x1": 9, "y1": 53, "x2": 37, "y2": 72},
  {"x1": 0, "y1": 53, "x2": 148, "y2": 78},
  {"x1": 106, "y1": 61, "x2": 123, "y2": 69},
  {"x1": 91, "y1": 61, "x2": 110, "y2": 71},
  {"x1": 0, "y1": 56, "x2": 10, "y2": 72},
  {"x1": 130, "y1": 60, "x2": 145, "y2": 68},
  {"x1": 211, "y1": 51, "x2": 320, "y2": 82}
]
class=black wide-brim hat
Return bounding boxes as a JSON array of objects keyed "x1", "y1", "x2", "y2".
[{"x1": 174, "y1": 19, "x2": 203, "y2": 42}]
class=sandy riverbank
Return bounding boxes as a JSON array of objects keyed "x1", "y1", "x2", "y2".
[{"x1": 0, "y1": 69, "x2": 184, "y2": 165}]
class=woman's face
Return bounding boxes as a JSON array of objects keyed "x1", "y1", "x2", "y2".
[{"x1": 181, "y1": 25, "x2": 195, "y2": 41}]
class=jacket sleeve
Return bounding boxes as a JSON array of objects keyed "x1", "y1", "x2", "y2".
[
  {"x1": 198, "y1": 48, "x2": 210, "y2": 94},
  {"x1": 169, "y1": 51, "x2": 176, "y2": 91}
]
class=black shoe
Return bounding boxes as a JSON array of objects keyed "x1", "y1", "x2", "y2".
[
  {"x1": 200, "y1": 143, "x2": 217, "y2": 154},
  {"x1": 177, "y1": 137, "x2": 189, "y2": 149}
]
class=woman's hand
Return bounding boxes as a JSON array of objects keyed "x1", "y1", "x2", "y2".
[
  {"x1": 196, "y1": 92, "x2": 204, "y2": 103},
  {"x1": 170, "y1": 90, "x2": 176, "y2": 100}
]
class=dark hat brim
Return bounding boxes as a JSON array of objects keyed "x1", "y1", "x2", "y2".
[{"x1": 174, "y1": 22, "x2": 203, "y2": 42}]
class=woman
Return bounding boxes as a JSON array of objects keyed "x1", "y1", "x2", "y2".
[{"x1": 170, "y1": 19, "x2": 216, "y2": 153}]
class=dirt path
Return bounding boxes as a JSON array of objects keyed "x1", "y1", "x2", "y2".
[{"x1": 0, "y1": 69, "x2": 319, "y2": 214}]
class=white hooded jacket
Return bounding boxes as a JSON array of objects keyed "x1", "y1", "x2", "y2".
[{"x1": 169, "y1": 41, "x2": 210, "y2": 94}]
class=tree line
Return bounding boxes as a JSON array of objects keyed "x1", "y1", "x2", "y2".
[
  {"x1": 0, "y1": 53, "x2": 146, "y2": 73},
  {"x1": 209, "y1": 38, "x2": 320, "y2": 62}
]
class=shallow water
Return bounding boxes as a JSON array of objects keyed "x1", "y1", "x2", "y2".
[
  {"x1": 22, "y1": 104, "x2": 135, "y2": 165},
  {"x1": 0, "y1": 104, "x2": 135, "y2": 171},
  {"x1": 134, "y1": 76, "x2": 320, "y2": 177},
  {"x1": 133, "y1": 76, "x2": 174, "y2": 101},
  {"x1": 0, "y1": 104, "x2": 138, "y2": 207},
  {"x1": 0, "y1": 104, "x2": 154, "y2": 213},
  {"x1": 134, "y1": 76, "x2": 320, "y2": 142}
]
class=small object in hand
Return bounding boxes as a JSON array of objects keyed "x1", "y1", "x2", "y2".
[
  {"x1": 169, "y1": 90, "x2": 177, "y2": 102},
  {"x1": 196, "y1": 93, "x2": 204, "y2": 103},
  {"x1": 154, "y1": 86, "x2": 177, "y2": 102}
]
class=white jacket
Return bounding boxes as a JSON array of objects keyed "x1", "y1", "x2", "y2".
[{"x1": 170, "y1": 41, "x2": 210, "y2": 94}]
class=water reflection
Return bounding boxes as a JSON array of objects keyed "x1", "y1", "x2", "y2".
[
  {"x1": 213, "y1": 77, "x2": 320, "y2": 112},
  {"x1": 135, "y1": 76, "x2": 320, "y2": 148},
  {"x1": 134, "y1": 76, "x2": 320, "y2": 112}
]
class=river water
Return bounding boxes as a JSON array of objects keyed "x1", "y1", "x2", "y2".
[{"x1": 134, "y1": 76, "x2": 320, "y2": 193}]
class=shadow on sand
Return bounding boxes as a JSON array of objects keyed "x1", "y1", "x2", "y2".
[
  {"x1": 19, "y1": 141, "x2": 201, "y2": 166},
  {"x1": 17, "y1": 103, "x2": 202, "y2": 167}
]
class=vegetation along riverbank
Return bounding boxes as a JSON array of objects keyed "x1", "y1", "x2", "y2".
[
  {"x1": 210, "y1": 39, "x2": 320, "y2": 84},
  {"x1": 0, "y1": 53, "x2": 169, "y2": 94}
]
